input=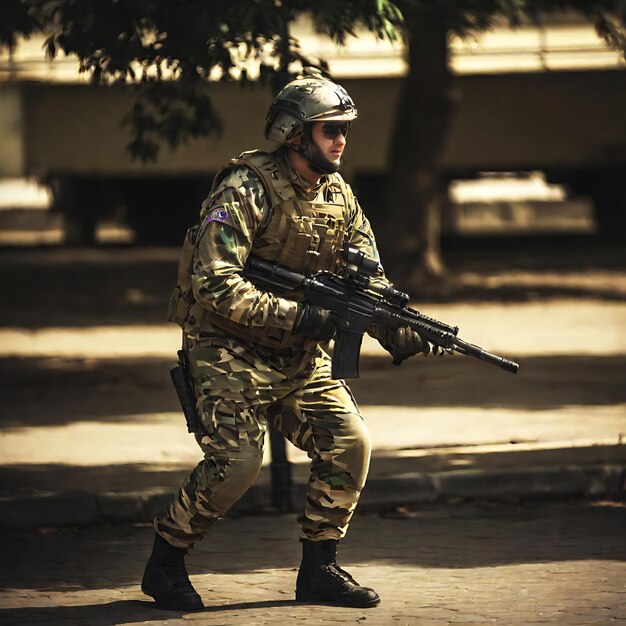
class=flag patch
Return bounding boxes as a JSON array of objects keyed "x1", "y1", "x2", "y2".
[{"x1": 203, "y1": 207, "x2": 230, "y2": 226}]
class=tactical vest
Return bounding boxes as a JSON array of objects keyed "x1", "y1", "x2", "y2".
[{"x1": 169, "y1": 150, "x2": 351, "y2": 350}]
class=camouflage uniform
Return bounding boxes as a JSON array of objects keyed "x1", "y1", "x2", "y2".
[{"x1": 156, "y1": 148, "x2": 383, "y2": 549}]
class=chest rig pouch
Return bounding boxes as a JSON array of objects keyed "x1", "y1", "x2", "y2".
[
  {"x1": 176, "y1": 150, "x2": 351, "y2": 349},
  {"x1": 235, "y1": 150, "x2": 349, "y2": 276}
]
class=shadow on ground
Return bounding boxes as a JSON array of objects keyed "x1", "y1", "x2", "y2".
[
  {"x1": 1, "y1": 354, "x2": 624, "y2": 428},
  {"x1": 0, "y1": 503, "x2": 624, "y2": 595},
  {"x1": 2, "y1": 441, "x2": 625, "y2": 498},
  {"x1": 0, "y1": 234, "x2": 625, "y2": 328},
  {"x1": 0, "y1": 599, "x2": 305, "y2": 626}
]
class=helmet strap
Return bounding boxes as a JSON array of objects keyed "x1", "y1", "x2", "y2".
[{"x1": 295, "y1": 124, "x2": 340, "y2": 175}]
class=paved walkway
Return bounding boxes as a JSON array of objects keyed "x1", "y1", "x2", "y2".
[
  {"x1": 1, "y1": 348, "x2": 624, "y2": 526},
  {"x1": 0, "y1": 243, "x2": 625, "y2": 622},
  {"x1": 1, "y1": 502, "x2": 625, "y2": 625},
  {"x1": 1, "y1": 299, "x2": 625, "y2": 526},
  {"x1": 1, "y1": 299, "x2": 625, "y2": 358}
]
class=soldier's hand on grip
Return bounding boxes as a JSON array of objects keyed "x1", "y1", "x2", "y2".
[
  {"x1": 375, "y1": 325, "x2": 431, "y2": 365},
  {"x1": 294, "y1": 304, "x2": 336, "y2": 341}
]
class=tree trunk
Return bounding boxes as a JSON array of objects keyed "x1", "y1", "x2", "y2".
[{"x1": 383, "y1": 9, "x2": 455, "y2": 294}]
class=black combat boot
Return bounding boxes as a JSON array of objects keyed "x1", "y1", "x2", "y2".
[
  {"x1": 295, "y1": 539, "x2": 380, "y2": 607},
  {"x1": 141, "y1": 533, "x2": 203, "y2": 611}
]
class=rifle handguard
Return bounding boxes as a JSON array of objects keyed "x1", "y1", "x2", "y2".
[{"x1": 243, "y1": 253, "x2": 520, "y2": 377}]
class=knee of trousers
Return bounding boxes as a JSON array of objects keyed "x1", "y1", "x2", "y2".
[
  {"x1": 319, "y1": 413, "x2": 372, "y2": 491},
  {"x1": 154, "y1": 446, "x2": 263, "y2": 548},
  {"x1": 173, "y1": 445, "x2": 264, "y2": 523},
  {"x1": 201, "y1": 446, "x2": 264, "y2": 513}
]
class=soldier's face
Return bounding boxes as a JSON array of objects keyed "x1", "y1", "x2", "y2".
[{"x1": 311, "y1": 122, "x2": 347, "y2": 168}]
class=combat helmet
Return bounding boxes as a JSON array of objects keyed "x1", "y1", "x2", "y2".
[{"x1": 265, "y1": 76, "x2": 357, "y2": 144}]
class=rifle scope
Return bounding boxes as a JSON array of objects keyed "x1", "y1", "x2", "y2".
[
  {"x1": 340, "y1": 246, "x2": 409, "y2": 308},
  {"x1": 339, "y1": 246, "x2": 381, "y2": 278}
]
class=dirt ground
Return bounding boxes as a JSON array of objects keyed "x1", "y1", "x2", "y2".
[
  {"x1": 0, "y1": 233, "x2": 625, "y2": 328},
  {"x1": 1, "y1": 501, "x2": 625, "y2": 625},
  {"x1": 0, "y1": 232, "x2": 624, "y2": 475},
  {"x1": 0, "y1": 233, "x2": 624, "y2": 409},
  {"x1": 0, "y1": 235, "x2": 626, "y2": 426}
]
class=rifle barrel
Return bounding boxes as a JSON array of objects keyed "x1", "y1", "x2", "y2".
[{"x1": 453, "y1": 338, "x2": 519, "y2": 374}]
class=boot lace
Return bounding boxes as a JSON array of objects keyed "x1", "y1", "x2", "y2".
[{"x1": 323, "y1": 561, "x2": 359, "y2": 586}]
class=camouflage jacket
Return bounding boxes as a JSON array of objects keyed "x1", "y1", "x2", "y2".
[{"x1": 174, "y1": 148, "x2": 385, "y2": 344}]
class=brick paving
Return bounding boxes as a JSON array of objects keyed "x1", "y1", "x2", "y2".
[
  {"x1": 0, "y1": 501, "x2": 624, "y2": 625},
  {"x1": 1, "y1": 243, "x2": 625, "y2": 624}
]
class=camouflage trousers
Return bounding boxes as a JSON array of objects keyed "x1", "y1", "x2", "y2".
[{"x1": 155, "y1": 331, "x2": 371, "y2": 549}]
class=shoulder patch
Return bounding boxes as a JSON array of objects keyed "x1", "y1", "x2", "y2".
[{"x1": 201, "y1": 205, "x2": 236, "y2": 229}]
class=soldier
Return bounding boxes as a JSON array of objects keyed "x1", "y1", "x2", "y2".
[{"x1": 141, "y1": 76, "x2": 432, "y2": 611}]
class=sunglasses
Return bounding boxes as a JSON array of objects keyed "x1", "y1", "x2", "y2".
[{"x1": 321, "y1": 122, "x2": 350, "y2": 139}]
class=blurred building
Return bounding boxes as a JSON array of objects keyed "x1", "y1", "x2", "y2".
[{"x1": 0, "y1": 13, "x2": 624, "y2": 243}]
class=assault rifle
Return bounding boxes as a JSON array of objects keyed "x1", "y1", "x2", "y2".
[{"x1": 244, "y1": 246, "x2": 519, "y2": 379}]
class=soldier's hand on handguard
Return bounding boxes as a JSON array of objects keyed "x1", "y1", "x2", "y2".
[
  {"x1": 293, "y1": 304, "x2": 336, "y2": 341},
  {"x1": 373, "y1": 325, "x2": 435, "y2": 365}
]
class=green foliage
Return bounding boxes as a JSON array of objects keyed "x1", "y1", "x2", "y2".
[
  {"x1": 397, "y1": 0, "x2": 626, "y2": 48},
  {"x1": 0, "y1": 0, "x2": 403, "y2": 161},
  {"x1": 1, "y1": 0, "x2": 624, "y2": 161},
  {"x1": 0, "y1": 0, "x2": 43, "y2": 51}
]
